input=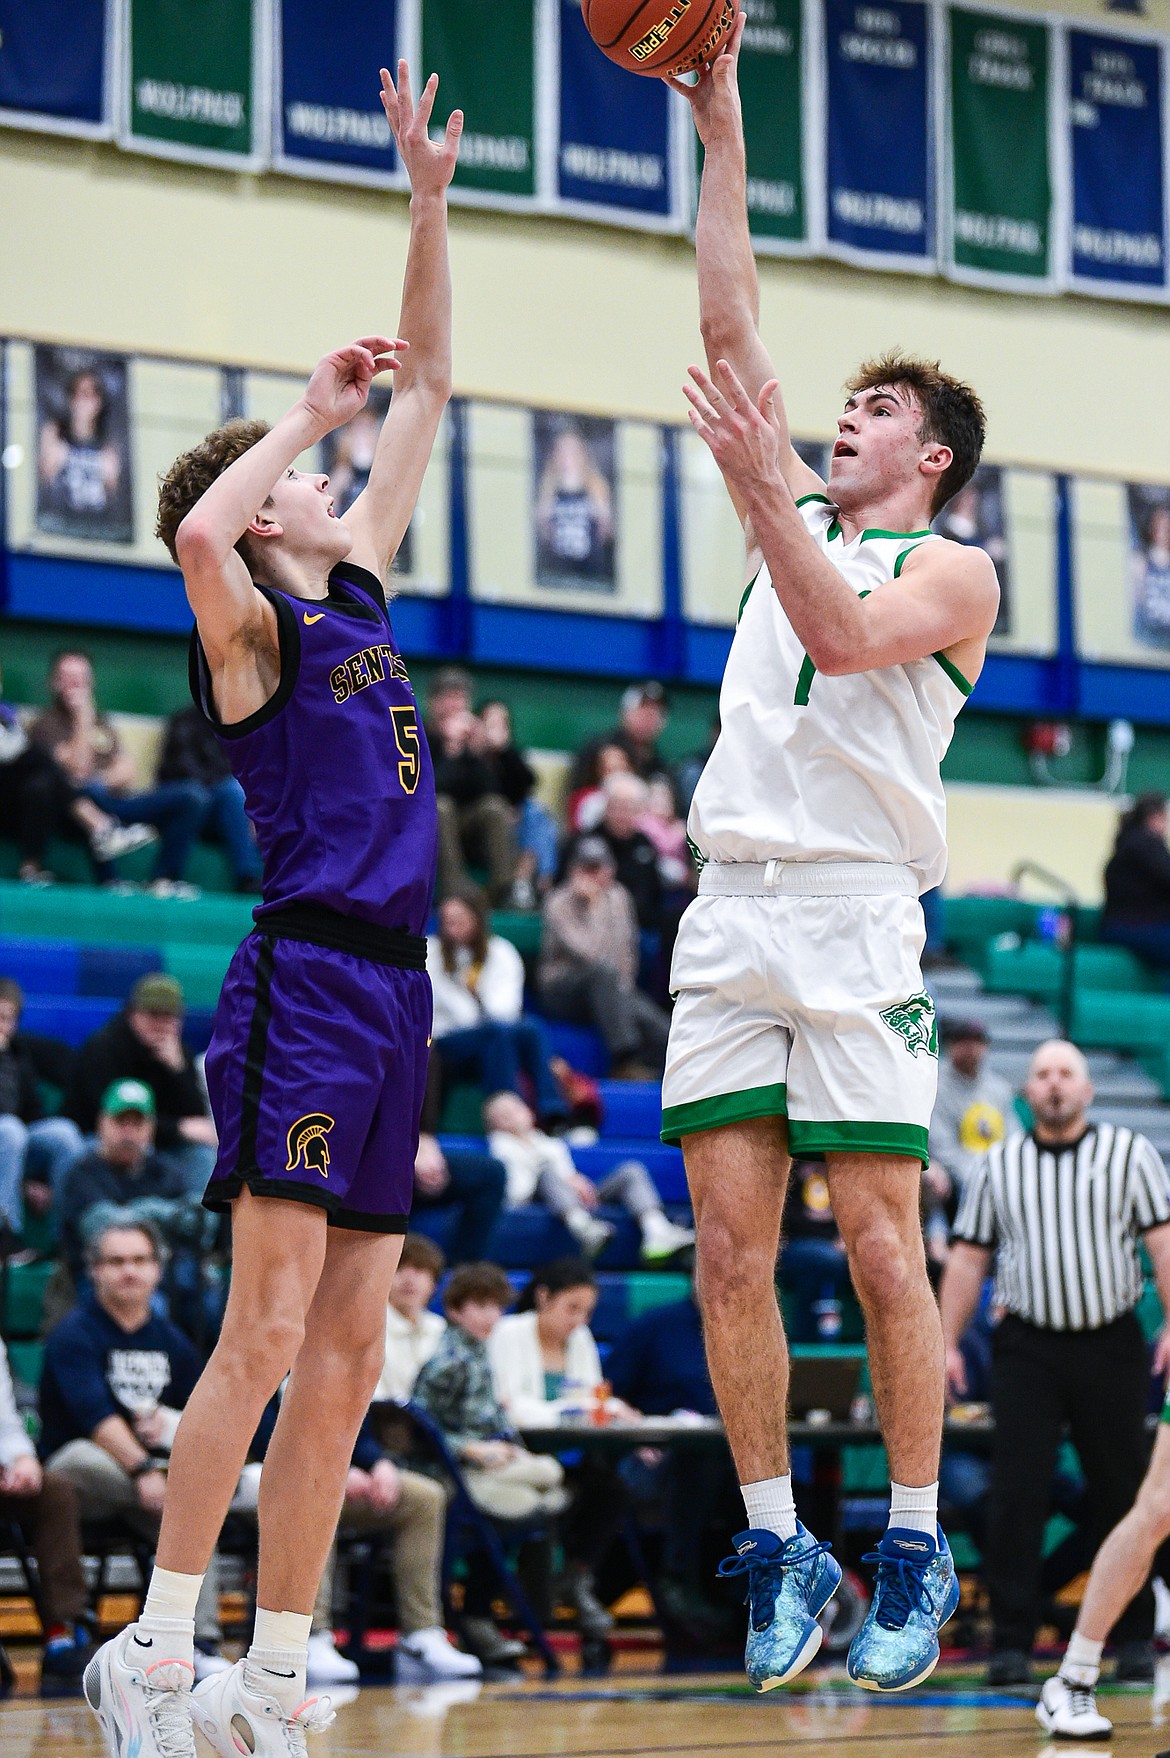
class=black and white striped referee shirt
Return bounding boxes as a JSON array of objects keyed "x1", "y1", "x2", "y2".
[{"x1": 952, "y1": 1124, "x2": 1170, "y2": 1331}]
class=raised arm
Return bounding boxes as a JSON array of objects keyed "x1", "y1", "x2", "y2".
[
  {"x1": 344, "y1": 62, "x2": 463, "y2": 582},
  {"x1": 667, "y1": 15, "x2": 823, "y2": 523}
]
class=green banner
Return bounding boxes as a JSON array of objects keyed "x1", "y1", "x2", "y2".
[
  {"x1": 421, "y1": 0, "x2": 536, "y2": 200},
  {"x1": 125, "y1": 0, "x2": 255, "y2": 163},
  {"x1": 948, "y1": 8, "x2": 1053, "y2": 283},
  {"x1": 698, "y1": 0, "x2": 805, "y2": 246}
]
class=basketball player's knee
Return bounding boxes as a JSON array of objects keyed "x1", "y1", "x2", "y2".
[
  {"x1": 220, "y1": 1306, "x2": 305, "y2": 1388},
  {"x1": 696, "y1": 1211, "x2": 774, "y2": 1309},
  {"x1": 1136, "y1": 1469, "x2": 1170, "y2": 1539},
  {"x1": 846, "y1": 1222, "x2": 917, "y2": 1308}
]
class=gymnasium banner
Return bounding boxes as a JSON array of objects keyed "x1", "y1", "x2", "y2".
[
  {"x1": 822, "y1": 0, "x2": 934, "y2": 270},
  {"x1": 558, "y1": 0, "x2": 674, "y2": 222},
  {"x1": 945, "y1": 6, "x2": 1058, "y2": 290},
  {"x1": 732, "y1": 0, "x2": 809, "y2": 251},
  {"x1": 0, "y1": 0, "x2": 111, "y2": 137},
  {"x1": 1067, "y1": 29, "x2": 1167, "y2": 300},
  {"x1": 276, "y1": 0, "x2": 400, "y2": 185},
  {"x1": 421, "y1": 0, "x2": 538, "y2": 203},
  {"x1": 121, "y1": 0, "x2": 263, "y2": 168}
]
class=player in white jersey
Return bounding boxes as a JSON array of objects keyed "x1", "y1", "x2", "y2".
[{"x1": 664, "y1": 15, "x2": 1000, "y2": 1695}]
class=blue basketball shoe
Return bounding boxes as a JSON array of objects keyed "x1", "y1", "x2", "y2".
[
  {"x1": 846, "y1": 1525, "x2": 960, "y2": 1692},
  {"x1": 717, "y1": 1525, "x2": 842, "y2": 1690}
]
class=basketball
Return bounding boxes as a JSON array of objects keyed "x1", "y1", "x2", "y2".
[{"x1": 581, "y1": 0, "x2": 739, "y2": 78}]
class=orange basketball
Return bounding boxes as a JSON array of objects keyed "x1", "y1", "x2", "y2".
[{"x1": 581, "y1": 0, "x2": 739, "y2": 79}]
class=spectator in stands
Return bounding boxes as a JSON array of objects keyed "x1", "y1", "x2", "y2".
[
  {"x1": 539, "y1": 838, "x2": 670, "y2": 1079},
  {"x1": 778, "y1": 1161, "x2": 854, "y2": 1342},
  {"x1": 374, "y1": 1234, "x2": 447, "y2": 1404},
  {"x1": 569, "y1": 681, "x2": 671, "y2": 793},
  {"x1": 427, "y1": 886, "x2": 567, "y2": 1129},
  {"x1": 607, "y1": 1281, "x2": 741, "y2": 1641},
  {"x1": 638, "y1": 774, "x2": 695, "y2": 895},
  {"x1": 480, "y1": 699, "x2": 560, "y2": 904},
  {"x1": 411, "y1": 1132, "x2": 506, "y2": 1266},
  {"x1": 156, "y1": 705, "x2": 262, "y2": 893},
  {"x1": 490, "y1": 1259, "x2": 637, "y2": 1639},
  {"x1": 29, "y1": 649, "x2": 206, "y2": 893},
  {"x1": 39, "y1": 1220, "x2": 226, "y2": 1675},
  {"x1": 0, "y1": 663, "x2": 155, "y2": 885},
  {"x1": 0, "y1": 1335, "x2": 93, "y2": 1679},
  {"x1": 426, "y1": 667, "x2": 518, "y2": 904},
  {"x1": 0, "y1": 977, "x2": 84, "y2": 1238},
  {"x1": 65, "y1": 973, "x2": 217, "y2": 1195},
  {"x1": 566, "y1": 741, "x2": 632, "y2": 834},
  {"x1": 579, "y1": 772, "x2": 663, "y2": 933},
  {"x1": 1101, "y1": 792, "x2": 1170, "y2": 971},
  {"x1": 926, "y1": 1020, "x2": 1019, "y2": 1265},
  {"x1": 56, "y1": 1079, "x2": 202, "y2": 1288},
  {"x1": 484, "y1": 1090, "x2": 692, "y2": 1263}
]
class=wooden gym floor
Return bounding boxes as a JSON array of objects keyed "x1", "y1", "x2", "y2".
[{"x1": 3, "y1": 1659, "x2": 1170, "y2": 1757}]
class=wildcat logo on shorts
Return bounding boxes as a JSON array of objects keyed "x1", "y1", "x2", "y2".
[
  {"x1": 286, "y1": 1112, "x2": 336, "y2": 1177},
  {"x1": 879, "y1": 992, "x2": 939, "y2": 1059}
]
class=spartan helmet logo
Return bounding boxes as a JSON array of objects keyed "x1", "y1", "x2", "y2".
[
  {"x1": 879, "y1": 991, "x2": 939, "y2": 1060},
  {"x1": 286, "y1": 1112, "x2": 336, "y2": 1177}
]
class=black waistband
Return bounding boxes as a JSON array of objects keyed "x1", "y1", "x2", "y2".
[{"x1": 255, "y1": 904, "x2": 427, "y2": 970}]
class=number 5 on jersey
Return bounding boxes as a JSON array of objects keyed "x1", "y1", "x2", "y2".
[{"x1": 390, "y1": 706, "x2": 421, "y2": 794}]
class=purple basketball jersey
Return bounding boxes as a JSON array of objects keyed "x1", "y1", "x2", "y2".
[{"x1": 189, "y1": 562, "x2": 437, "y2": 933}]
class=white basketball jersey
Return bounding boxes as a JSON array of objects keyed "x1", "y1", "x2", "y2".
[{"x1": 688, "y1": 494, "x2": 972, "y2": 892}]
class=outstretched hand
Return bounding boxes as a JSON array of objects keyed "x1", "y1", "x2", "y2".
[
  {"x1": 684, "y1": 359, "x2": 783, "y2": 498},
  {"x1": 380, "y1": 60, "x2": 463, "y2": 196},
  {"x1": 663, "y1": 9, "x2": 745, "y2": 146},
  {"x1": 302, "y1": 336, "x2": 408, "y2": 434}
]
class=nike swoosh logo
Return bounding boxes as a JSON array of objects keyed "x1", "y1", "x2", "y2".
[{"x1": 303, "y1": 612, "x2": 325, "y2": 625}]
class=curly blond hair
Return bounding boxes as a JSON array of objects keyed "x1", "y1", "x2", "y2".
[{"x1": 156, "y1": 418, "x2": 270, "y2": 564}]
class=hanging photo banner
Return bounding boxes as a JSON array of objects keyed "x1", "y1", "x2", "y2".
[
  {"x1": 722, "y1": 0, "x2": 808, "y2": 250},
  {"x1": 823, "y1": 0, "x2": 934, "y2": 269},
  {"x1": 1067, "y1": 29, "x2": 1166, "y2": 300},
  {"x1": 945, "y1": 7, "x2": 1057, "y2": 290},
  {"x1": 276, "y1": 0, "x2": 400, "y2": 185},
  {"x1": 558, "y1": 0, "x2": 673, "y2": 222},
  {"x1": 121, "y1": 0, "x2": 262, "y2": 168},
  {"x1": 0, "y1": 0, "x2": 111, "y2": 138},
  {"x1": 421, "y1": 0, "x2": 537, "y2": 203}
]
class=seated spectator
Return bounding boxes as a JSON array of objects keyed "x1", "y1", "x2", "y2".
[
  {"x1": 638, "y1": 775, "x2": 695, "y2": 894},
  {"x1": 412, "y1": 1261, "x2": 566, "y2": 1665},
  {"x1": 427, "y1": 886, "x2": 567, "y2": 1129},
  {"x1": 0, "y1": 1335, "x2": 93, "y2": 1680},
  {"x1": 569, "y1": 681, "x2": 671, "y2": 793},
  {"x1": 587, "y1": 772, "x2": 663, "y2": 932},
  {"x1": 490, "y1": 1259, "x2": 638, "y2": 1639},
  {"x1": 484, "y1": 1090, "x2": 692, "y2": 1263},
  {"x1": 0, "y1": 977, "x2": 84, "y2": 1238},
  {"x1": 566, "y1": 741, "x2": 632, "y2": 834},
  {"x1": 480, "y1": 699, "x2": 560, "y2": 904},
  {"x1": 29, "y1": 649, "x2": 205, "y2": 892},
  {"x1": 157, "y1": 705, "x2": 262, "y2": 893},
  {"x1": 39, "y1": 1220, "x2": 226, "y2": 1675},
  {"x1": 538, "y1": 838, "x2": 670, "y2": 1079},
  {"x1": 65, "y1": 973, "x2": 217, "y2": 1196},
  {"x1": 1101, "y1": 791, "x2": 1170, "y2": 971},
  {"x1": 0, "y1": 662, "x2": 155, "y2": 885},
  {"x1": 926, "y1": 1020, "x2": 1019, "y2": 1264},
  {"x1": 411, "y1": 1132, "x2": 506, "y2": 1265},
  {"x1": 779, "y1": 1162, "x2": 853, "y2": 1342},
  {"x1": 426, "y1": 668, "x2": 518, "y2": 904},
  {"x1": 374, "y1": 1234, "x2": 447, "y2": 1404}
]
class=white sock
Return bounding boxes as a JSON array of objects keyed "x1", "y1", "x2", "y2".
[
  {"x1": 1061, "y1": 1630, "x2": 1104, "y2": 1687},
  {"x1": 136, "y1": 1567, "x2": 203, "y2": 1666},
  {"x1": 888, "y1": 1481, "x2": 939, "y2": 1538},
  {"x1": 741, "y1": 1474, "x2": 798, "y2": 1542},
  {"x1": 246, "y1": 1608, "x2": 312, "y2": 1715}
]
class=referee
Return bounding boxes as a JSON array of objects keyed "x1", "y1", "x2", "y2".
[{"x1": 939, "y1": 1037, "x2": 1170, "y2": 1685}]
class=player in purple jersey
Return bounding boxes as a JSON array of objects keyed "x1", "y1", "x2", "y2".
[{"x1": 83, "y1": 65, "x2": 468, "y2": 1758}]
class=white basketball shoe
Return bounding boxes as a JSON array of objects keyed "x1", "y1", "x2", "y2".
[
  {"x1": 191, "y1": 1658, "x2": 336, "y2": 1756},
  {"x1": 83, "y1": 1626, "x2": 196, "y2": 1757}
]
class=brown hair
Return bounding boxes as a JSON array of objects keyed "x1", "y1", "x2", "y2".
[
  {"x1": 846, "y1": 353, "x2": 986, "y2": 516},
  {"x1": 438, "y1": 884, "x2": 490, "y2": 975},
  {"x1": 399, "y1": 1233, "x2": 446, "y2": 1280},
  {"x1": 156, "y1": 418, "x2": 271, "y2": 566},
  {"x1": 443, "y1": 1261, "x2": 513, "y2": 1315}
]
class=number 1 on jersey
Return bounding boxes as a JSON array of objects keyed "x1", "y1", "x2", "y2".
[{"x1": 390, "y1": 706, "x2": 421, "y2": 794}]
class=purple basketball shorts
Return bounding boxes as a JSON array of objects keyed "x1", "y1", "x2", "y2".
[{"x1": 202, "y1": 931, "x2": 431, "y2": 1233}]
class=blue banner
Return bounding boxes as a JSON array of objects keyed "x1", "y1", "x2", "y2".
[
  {"x1": 558, "y1": 0, "x2": 672, "y2": 219},
  {"x1": 0, "y1": 0, "x2": 108, "y2": 133},
  {"x1": 823, "y1": 0, "x2": 933, "y2": 267},
  {"x1": 277, "y1": 0, "x2": 399, "y2": 182},
  {"x1": 1068, "y1": 30, "x2": 1166, "y2": 295}
]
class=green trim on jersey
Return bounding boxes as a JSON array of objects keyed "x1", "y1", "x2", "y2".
[
  {"x1": 795, "y1": 493, "x2": 833, "y2": 508},
  {"x1": 661, "y1": 1082, "x2": 788, "y2": 1145},
  {"x1": 1161, "y1": 1380, "x2": 1170, "y2": 1424},
  {"x1": 861, "y1": 526, "x2": 933, "y2": 542},
  {"x1": 932, "y1": 651, "x2": 974, "y2": 695},
  {"x1": 827, "y1": 521, "x2": 933, "y2": 547},
  {"x1": 737, "y1": 567, "x2": 763, "y2": 627},
  {"x1": 893, "y1": 545, "x2": 923, "y2": 578},
  {"x1": 786, "y1": 1119, "x2": 930, "y2": 1165}
]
